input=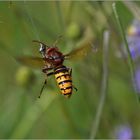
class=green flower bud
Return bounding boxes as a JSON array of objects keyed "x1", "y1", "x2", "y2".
[
  {"x1": 15, "y1": 66, "x2": 35, "y2": 88},
  {"x1": 66, "y1": 22, "x2": 82, "y2": 40}
]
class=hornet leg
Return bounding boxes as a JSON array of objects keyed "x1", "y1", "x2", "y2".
[
  {"x1": 38, "y1": 79, "x2": 47, "y2": 98},
  {"x1": 42, "y1": 66, "x2": 53, "y2": 73},
  {"x1": 38, "y1": 71, "x2": 54, "y2": 98},
  {"x1": 68, "y1": 68, "x2": 78, "y2": 92},
  {"x1": 73, "y1": 85, "x2": 78, "y2": 92},
  {"x1": 68, "y1": 68, "x2": 72, "y2": 76}
]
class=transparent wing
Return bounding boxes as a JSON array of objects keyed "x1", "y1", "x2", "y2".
[
  {"x1": 16, "y1": 56, "x2": 46, "y2": 68},
  {"x1": 64, "y1": 41, "x2": 96, "y2": 60}
]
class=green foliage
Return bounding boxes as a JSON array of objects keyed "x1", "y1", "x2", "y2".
[{"x1": 0, "y1": 1, "x2": 140, "y2": 139}]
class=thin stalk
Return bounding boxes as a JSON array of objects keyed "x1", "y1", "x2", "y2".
[
  {"x1": 112, "y1": 3, "x2": 140, "y2": 102},
  {"x1": 90, "y1": 30, "x2": 110, "y2": 139}
]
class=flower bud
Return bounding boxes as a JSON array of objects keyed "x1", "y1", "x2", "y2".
[
  {"x1": 66, "y1": 22, "x2": 82, "y2": 40},
  {"x1": 15, "y1": 66, "x2": 35, "y2": 88}
]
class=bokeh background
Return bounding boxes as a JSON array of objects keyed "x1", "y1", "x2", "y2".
[{"x1": 0, "y1": 1, "x2": 140, "y2": 139}]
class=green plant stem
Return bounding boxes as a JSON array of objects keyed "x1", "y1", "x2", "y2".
[
  {"x1": 112, "y1": 3, "x2": 140, "y2": 102},
  {"x1": 112, "y1": 3, "x2": 134, "y2": 77},
  {"x1": 90, "y1": 30, "x2": 110, "y2": 139}
]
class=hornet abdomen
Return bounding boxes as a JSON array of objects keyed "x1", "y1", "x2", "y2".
[{"x1": 54, "y1": 66, "x2": 72, "y2": 98}]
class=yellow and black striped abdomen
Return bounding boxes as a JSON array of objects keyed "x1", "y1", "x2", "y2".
[{"x1": 54, "y1": 66, "x2": 72, "y2": 98}]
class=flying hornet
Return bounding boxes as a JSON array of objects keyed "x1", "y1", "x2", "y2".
[{"x1": 17, "y1": 37, "x2": 93, "y2": 98}]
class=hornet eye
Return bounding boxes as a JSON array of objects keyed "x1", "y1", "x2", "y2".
[
  {"x1": 39, "y1": 44, "x2": 46, "y2": 58},
  {"x1": 39, "y1": 44, "x2": 46, "y2": 53}
]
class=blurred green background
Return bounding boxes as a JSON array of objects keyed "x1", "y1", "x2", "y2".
[{"x1": 0, "y1": 1, "x2": 140, "y2": 139}]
